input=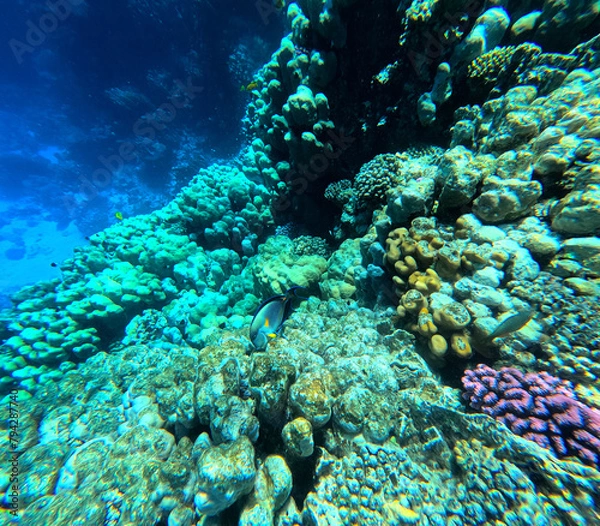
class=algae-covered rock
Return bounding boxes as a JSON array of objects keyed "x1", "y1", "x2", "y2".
[
  {"x1": 239, "y1": 455, "x2": 293, "y2": 525},
  {"x1": 437, "y1": 146, "x2": 489, "y2": 209},
  {"x1": 250, "y1": 353, "x2": 296, "y2": 426},
  {"x1": 282, "y1": 417, "x2": 314, "y2": 458},
  {"x1": 551, "y1": 184, "x2": 600, "y2": 234},
  {"x1": 319, "y1": 238, "x2": 363, "y2": 300},
  {"x1": 194, "y1": 436, "x2": 257, "y2": 516},
  {"x1": 289, "y1": 372, "x2": 333, "y2": 428},
  {"x1": 473, "y1": 176, "x2": 542, "y2": 223},
  {"x1": 560, "y1": 237, "x2": 600, "y2": 275}
]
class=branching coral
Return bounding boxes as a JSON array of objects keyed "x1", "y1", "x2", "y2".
[{"x1": 463, "y1": 364, "x2": 600, "y2": 469}]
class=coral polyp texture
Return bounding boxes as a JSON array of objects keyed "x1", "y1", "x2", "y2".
[
  {"x1": 2, "y1": 0, "x2": 600, "y2": 524},
  {"x1": 463, "y1": 364, "x2": 600, "y2": 469}
]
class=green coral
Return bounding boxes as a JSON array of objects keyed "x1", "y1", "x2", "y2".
[
  {"x1": 250, "y1": 236, "x2": 328, "y2": 296},
  {"x1": 319, "y1": 238, "x2": 363, "y2": 300},
  {"x1": 1, "y1": 161, "x2": 274, "y2": 394},
  {"x1": 293, "y1": 235, "x2": 330, "y2": 258}
]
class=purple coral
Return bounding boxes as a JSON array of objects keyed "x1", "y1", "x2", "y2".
[{"x1": 462, "y1": 364, "x2": 600, "y2": 468}]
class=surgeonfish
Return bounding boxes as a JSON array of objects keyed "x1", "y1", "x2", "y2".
[
  {"x1": 249, "y1": 286, "x2": 304, "y2": 351},
  {"x1": 487, "y1": 308, "x2": 534, "y2": 340}
]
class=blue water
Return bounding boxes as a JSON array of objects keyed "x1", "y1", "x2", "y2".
[{"x1": 0, "y1": 0, "x2": 281, "y2": 304}]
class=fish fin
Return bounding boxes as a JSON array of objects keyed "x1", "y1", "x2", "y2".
[{"x1": 267, "y1": 333, "x2": 277, "y2": 339}]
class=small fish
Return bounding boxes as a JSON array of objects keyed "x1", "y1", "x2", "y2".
[
  {"x1": 249, "y1": 286, "x2": 305, "y2": 351},
  {"x1": 115, "y1": 211, "x2": 123, "y2": 221},
  {"x1": 240, "y1": 81, "x2": 259, "y2": 92},
  {"x1": 488, "y1": 308, "x2": 534, "y2": 340},
  {"x1": 50, "y1": 262, "x2": 58, "y2": 267}
]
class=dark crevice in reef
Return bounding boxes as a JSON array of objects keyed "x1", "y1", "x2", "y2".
[
  {"x1": 434, "y1": 203, "x2": 474, "y2": 226},
  {"x1": 252, "y1": 418, "x2": 322, "y2": 509},
  {"x1": 289, "y1": 437, "x2": 321, "y2": 509},
  {"x1": 254, "y1": 420, "x2": 286, "y2": 455},
  {"x1": 220, "y1": 501, "x2": 245, "y2": 526},
  {"x1": 532, "y1": 169, "x2": 574, "y2": 201},
  {"x1": 175, "y1": 421, "x2": 210, "y2": 446}
]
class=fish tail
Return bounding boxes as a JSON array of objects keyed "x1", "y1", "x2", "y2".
[{"x1": 287, "y1": 285, "x2": 308, "y2": 300}]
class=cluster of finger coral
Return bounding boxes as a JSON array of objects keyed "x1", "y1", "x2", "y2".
[
  {"x1": 376, "y1": 214, "x2": 545, "y2": 363},
  {"x1": 415, "y1": 3, "x2": 600, "y2": 126},
  {"x1": 241, "y1": 0, "x2": 343, "y2": 189},
  {"x1": 234, "y1": 0, "x2": 600, "y2": 219},
  {"x1": 0, "y1": 206, "x2": 378, "y2": 397},
  {"x1": 463, "y1": 364, "x2": 600, "y2": 469},
  {"x1": 337, "y1": 68, "x2": 600, "y2": 266}
]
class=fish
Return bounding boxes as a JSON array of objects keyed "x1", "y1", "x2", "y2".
[
  {"x1": 240, "y1": 81, "x2": 259, "y2": 92},
  {"x1": 249, "y1": 286, "x2": 305, "y2": 351},
  {"x1": 50, "y1": 262, "x2": 58, "y2": 267},
  {"x1": 115, "y1": 211, "x2": 123, "y2": 221},
  {"x1": 488, "y1": 308, "x2": 534, "y2": 340}
]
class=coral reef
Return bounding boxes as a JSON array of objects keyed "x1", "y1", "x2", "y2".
[
  {"x1": 2, "y1": 1, "x2": 600, "y2": 524},
  {"x1": 4, "y1": 304, "x2": 599, "y2": 525},
  {"x1": 463, "y1": 364, "x2": 600, "y2": 469},
  {"x1": 0, "y1": 162, "x2": 275, "y2": 395},
  {"x1": 381, "y1": 215, "x2": 541, "y2": 363},
  {"x1": 451, "y1": 67, "x2": 600, "y2": 234}
]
